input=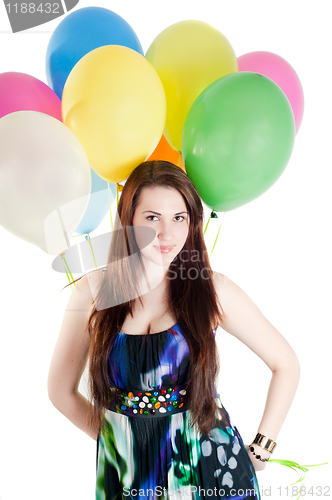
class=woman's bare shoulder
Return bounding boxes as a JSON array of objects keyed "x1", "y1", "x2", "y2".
[
  {"x1": 211, "y1": 271, "x2": 247, "y2": 309},
  {"x1": 211, "y1": 271, "x2": 231, "y2": 293},
  {"x1": 75, "y1": 267, "x2": 106, "y2": 298}
]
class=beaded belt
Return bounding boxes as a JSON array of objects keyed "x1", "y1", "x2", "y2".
[{"x1": 107, "y1": 384, "x2": 189, "y2": 418}]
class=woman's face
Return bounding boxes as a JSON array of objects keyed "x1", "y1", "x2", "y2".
[{"x1": 132, "y1": 186, "x2": 190, "y2": 267}]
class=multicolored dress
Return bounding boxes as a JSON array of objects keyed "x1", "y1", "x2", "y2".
[{"x1": 96, "y1": 322, "x2": 260, "y2": 499}]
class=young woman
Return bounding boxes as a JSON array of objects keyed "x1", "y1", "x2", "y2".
[{"x1": 48, "y1": 160, "x2": 300, "y2": 500}]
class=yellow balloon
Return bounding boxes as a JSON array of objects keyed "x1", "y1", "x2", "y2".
[
  {"x1": 145, "y1": 20, "x2": 238, "y2": 152},
  {"x1": 62, "y1": 45, "x2": 166, "y2": 183}
]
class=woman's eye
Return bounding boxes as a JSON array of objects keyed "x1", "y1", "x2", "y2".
[{"x1": 145, "y1": 215, "x2": 186, "y2": 221}]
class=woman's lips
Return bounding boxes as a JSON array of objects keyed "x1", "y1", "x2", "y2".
[{"x1": 153, "y1": 245, "x2": 174, "y2": 253}]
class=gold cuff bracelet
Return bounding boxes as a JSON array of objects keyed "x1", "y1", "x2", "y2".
[{"x1": 251, "y1": 432, "x2": 277, "y2": 453}]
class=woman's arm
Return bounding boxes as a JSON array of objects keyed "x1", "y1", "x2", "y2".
[
  {"x1": 212, "y1": 272, "x2": 301, "y2": 471},
  {"x1": 47, "y1": 271, "x2": 103, "y2": 441}
]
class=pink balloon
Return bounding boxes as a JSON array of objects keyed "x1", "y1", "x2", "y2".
[
  {"x1": 237, "y1": 51, "x2": 304, "y2": 134},
  {"x1": 0, "y1": 72, "x2": 62, "y2": 121}
]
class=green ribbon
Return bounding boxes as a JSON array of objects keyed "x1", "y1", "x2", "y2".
[
  {"x1": 60, "y1": 252, "x2": 75, "y2": 289},
  {"x1": 203, "y1": 211, "x2": 225, "y2": 259},
  {"x1": 269, "y1": 459, "x2": 328, "y2": 499},
  {"x1": 84, "y1": 233, "x2": 98, "y2": 269}
]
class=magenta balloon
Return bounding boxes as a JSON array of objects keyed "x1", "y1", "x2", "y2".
[
  {"x1": 238, "y1": 51, "x2": 304, "y2": 134},
  {"x1": 0, "y1": 72, "x2": 62, "y2": 121}
]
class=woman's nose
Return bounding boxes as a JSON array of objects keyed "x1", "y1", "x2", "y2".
[{"x1": 158, "y1": 222, "x2": 173, "y2": 241}]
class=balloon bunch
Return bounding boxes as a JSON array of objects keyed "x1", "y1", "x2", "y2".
[{"x1": 0, "y1": 6, "x2": 304, "y2": 259}]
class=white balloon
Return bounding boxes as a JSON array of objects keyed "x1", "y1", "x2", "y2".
[{"x1": 0, "y1": 111, "x2": 91, "y2": 255}]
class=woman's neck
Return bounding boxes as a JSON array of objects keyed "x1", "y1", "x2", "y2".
[{"x1": 137, "y1": 252, "x2": 170, "y2": 296}]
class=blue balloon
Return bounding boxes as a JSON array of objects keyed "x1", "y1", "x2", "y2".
[
  {"x1": 46, "y1": 7, "x2": 143, "y2": 99},
  {"x1": 74, "y1": 168, "x2": 117, "y2": 235}
]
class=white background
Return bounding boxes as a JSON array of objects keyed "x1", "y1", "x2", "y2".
[{"x1": 0, "y1": 1, "x2": 330, "y2": 499}]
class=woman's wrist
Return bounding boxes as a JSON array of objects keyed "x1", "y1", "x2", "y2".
[{"x1": 247, "y1": 432, "x2": 277, "y2": 463}]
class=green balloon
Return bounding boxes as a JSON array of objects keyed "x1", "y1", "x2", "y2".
[{"x1": 182, "y1": 72, "x2": 296, "y2": 212}]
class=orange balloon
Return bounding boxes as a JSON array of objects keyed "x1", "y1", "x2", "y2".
[{"x1": 147, "y1": 135, "x2": 186, "y2": 171}]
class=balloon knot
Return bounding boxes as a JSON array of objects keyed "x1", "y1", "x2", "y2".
[{"x1": 210, "y1": 211, "x2": 218, "y2": 218}]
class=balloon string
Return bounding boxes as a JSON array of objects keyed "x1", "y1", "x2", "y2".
[
  {"x1": 204, "y1": 210, "x2": 221, "y2": 235},
  {"x1": 85, "y1": 233, "x2": 98, "y2": 269},
  {"x1": 60, "y1": 252, "x2": 75, "y2": 289},
  {"x1": 116, "y1": 183, "x2": 123, "y2": 208},
  {"x1": 209, "y1": 212, "x2": 225, "y2": 259},
  {"x1": 209, "y1": 222, "x2": 221, "y2": 259},
  {"x1": 203, "y1": 216, "x2": 211, "y2": 236},
  {"x1": 268, "y1": 459, "x2": 328, "y2": 500},
  {"x1": 269, "y1": 459, "x2": 328, "y2": 468},
  {"x1": 108, "y1": 182, "x2": 113, "y2": 231},
  {"x1": 116, "y1": 183, "x2": 123, "y2": 207}
]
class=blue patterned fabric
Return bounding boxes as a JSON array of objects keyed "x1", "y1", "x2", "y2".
[{"x1": 96, "y1": 322, "x2": 260, "y2": 499}]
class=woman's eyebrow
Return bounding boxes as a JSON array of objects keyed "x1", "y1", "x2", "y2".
[{"x1": 142, "y1": 210, "x2": 188, "y2": 215}]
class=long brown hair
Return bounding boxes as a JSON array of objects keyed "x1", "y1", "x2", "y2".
[{"x1": 63, "y1": 160, "x2": 223, "y2": 438}]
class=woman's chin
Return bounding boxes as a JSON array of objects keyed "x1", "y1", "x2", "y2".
[{"x1": 140, "y1": 249, "x2": 174, "y2": 268}]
